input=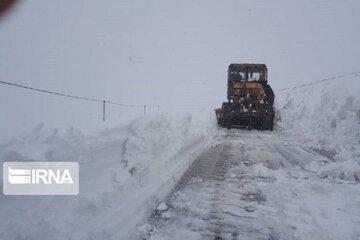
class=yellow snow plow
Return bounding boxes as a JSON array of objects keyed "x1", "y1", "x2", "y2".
[{"x1": 215, "y1": 64, "x2": 275, "y2": 130}]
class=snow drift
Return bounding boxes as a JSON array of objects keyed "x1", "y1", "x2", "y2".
[
  {"x1": 277, "y1": 72, "x2": 360, "y2": 181},
  {"x1": 0, "y1": 112, "x2": 216, "y2": 240}
]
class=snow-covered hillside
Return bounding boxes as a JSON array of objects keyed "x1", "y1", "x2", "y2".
[
  {"x1": 277, "y1": 72, "x2": 360, "y2": 181},
  {"x1": 0, "y1": 112, "x2": 216, "y2": 240}
]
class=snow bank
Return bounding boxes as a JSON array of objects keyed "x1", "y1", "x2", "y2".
[
  {"x1": 0, "y1": 112, "x2": 216, "y2": 240},
  {"x1": 277, "y1": 72, "x2": 360, "y2": 181}
]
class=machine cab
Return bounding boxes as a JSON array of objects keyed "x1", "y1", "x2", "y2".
[{"x1": 228, "y1": 64, "x2": 268, "y2": 83}]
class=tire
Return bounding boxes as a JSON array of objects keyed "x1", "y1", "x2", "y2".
[
  {"x1": 269, "y1": 120, "x2": 274, "y2": 131},
  {"x1": 222, "y1": 102, "x2": 230, "y2": 108},
  {"x1": 260, "y1": 119, "x2": 267, "y2": 130},
  {"x1": 247, "y1": 118, "x2": 252, "y2": 131}
]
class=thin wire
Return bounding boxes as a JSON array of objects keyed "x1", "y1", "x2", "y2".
[
  {"x1": 0, "y1": 80, "x2": 145, "y2": 108},
  {"x1": 277, "y1": 71, "x2": 360, "y2": 92}
]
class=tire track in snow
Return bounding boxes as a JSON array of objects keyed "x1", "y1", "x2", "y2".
[{"x1": 134, "y1": 130, "x2": 360, "y2": 240}]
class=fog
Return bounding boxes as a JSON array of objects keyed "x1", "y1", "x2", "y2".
[{"x1": 1, "y1": 0, "x2": 360, "y2": 139}]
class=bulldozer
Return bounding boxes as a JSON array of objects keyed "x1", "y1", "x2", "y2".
[{"x1": 215, "y1": 64, "x2": 275, "y2": 130}]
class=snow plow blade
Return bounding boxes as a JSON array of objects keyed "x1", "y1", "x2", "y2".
[
  {"x1": 215, "y1": 105, "x2": 275, "y2": 130},
  {"x1": 215, "y1": 64, "x2": 275, "y2": 131}
]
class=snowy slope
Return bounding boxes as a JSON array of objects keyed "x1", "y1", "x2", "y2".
[
  {"x1": 276, "y1": 72, "x2": 360, "y2": 181},
  {"x1": 0, "y1": 112, "x2": 216, "y2": 240}
]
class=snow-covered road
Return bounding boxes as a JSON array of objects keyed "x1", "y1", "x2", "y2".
[{"x1": 135, "y1": 129, "x2": 360, "y2": 240}]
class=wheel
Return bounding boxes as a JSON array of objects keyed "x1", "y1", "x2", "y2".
[
  {"x1": 260, "y1": 119, "x2": 267, "y2": 130},
  {"x1": 247, "y1": 118, "x2": 252, "y2": 131},
  {"x1": 268, "y1": 117, "x2": 274, "y2": 131},
  {"x1": 269, "y1": 121, "x2": 274, "y2": 131},
  {"x1": 222, "y1": 102, "x2": 230, "y2": 108}
]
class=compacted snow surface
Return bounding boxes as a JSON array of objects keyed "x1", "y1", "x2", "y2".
[{"x1": 133, "y1": 130, "x2": 360, "y2": 240}]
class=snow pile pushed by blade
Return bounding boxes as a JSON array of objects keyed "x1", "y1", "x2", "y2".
[
  {"x1": 0, "y1": 112, "x2": 216, "y2": 240},
  {"x1": 277, "y1": 72, "x2": 360, "y2": 181}
]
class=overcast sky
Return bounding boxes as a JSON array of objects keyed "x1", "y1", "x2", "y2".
[{"x1": 1, "y1": 0, "x2": 360, "y2": 138}]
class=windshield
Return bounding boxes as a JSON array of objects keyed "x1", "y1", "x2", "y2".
[{"x1": 230, "y1": 67, "x2": 263, "y2": 82}]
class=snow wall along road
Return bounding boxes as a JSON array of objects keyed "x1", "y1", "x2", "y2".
[
  {"x1": 276, "y1": 72, "x2": 360, "y2": 181},
  {"x1": 0, "y1": 112, "x2": 216, "y2": 240}
]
